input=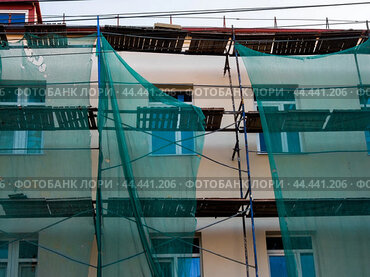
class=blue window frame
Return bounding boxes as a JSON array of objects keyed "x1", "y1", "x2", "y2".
[
  {"x1": 0, "y1": 13, "x2": 26, "y2": 25},
  {"x1": 257, "y1": 103, "x2": 301, "y2": 153},
  {"x1": 178, "y1": 257, "x2": 201, "y2": 277},
  {"x1": 267, "y1": 236, "x2": 316, "y2": 277},
  {"x1": 152, "y1": 131, "x2": 177, "y2": 155},
  {"x1": 151, "y1": 90, "x2": 194, "y2": 155},
  {"x1": 11, "y1": 14, "x2": 25, "y2": 24},
  {"x1": 269, "y1": 256, "x2": 288, "y2": 277},
  {"x1": 0, "y1": 14, "x2": 8, "y2": 24},
  {"x1": 153, "y1": 236, "x2": 201, "y2": 277},
  {"x1": 360, "y1": 95, "x2": 370, "y2": 154}
]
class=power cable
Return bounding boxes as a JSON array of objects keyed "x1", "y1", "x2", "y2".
[
  {"x1": 103, "y1": 207, "x2": 255, "y2": 268},
  {"x1": 103, "y1": 115, "x2": 249, "y2": 173},
  {"x1": 101, "y1": 118, "x2": 245, "y2": 172},
  {"x1": 4, "y1": 2, "x2": 370, "y2": 24}
]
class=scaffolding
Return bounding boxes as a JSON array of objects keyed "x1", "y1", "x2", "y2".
[{"x1": 0, "y1": 18, "x2": 369, "y2": 277}]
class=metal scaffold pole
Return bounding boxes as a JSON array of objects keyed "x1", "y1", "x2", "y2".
[
  {"x1": 224, "y1": 27, "x2": 250, "y2": 277},
  {"x1": 96, "y1": 15, "x2": 103, "y2": 277},
  {"x1": 232, "y1": 27, "x2": 259, "y2": 277}
]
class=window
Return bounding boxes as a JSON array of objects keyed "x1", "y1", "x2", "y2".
[
  {"x1": 152, "y1": 235, "x2": 202, "y2": 277},
  {"x1": 0, "y1": 84, "x2": 45, "y2": 154},
  {"x1": 359, "y1": 93, "x2": 370, "y2": 154},
  {"x1": 256, "y1": 103, "x2": 301, "y2": 153},
  {"x1": 149, "y1": 90, "x2": 192, "y2": 103},
  {"x1": 0, "y1": 239, "x2": 38, "y2": 277},
  {"x1": 151, "y1": 88, "x2": 195, "y2": 156},
  {"x1": 0, "y1": 13, "x2": 26, "y2": 25},
  {"x1": 267, "y1": 236, "x2": 317, "y2": 277},
  {"x1": 253, "y1": 84, "x2": 301, "y2": 154}
]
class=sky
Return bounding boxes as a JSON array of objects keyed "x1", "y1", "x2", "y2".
[{"x1": 40, "y1": 0, "x2": 370, "y2": 29}]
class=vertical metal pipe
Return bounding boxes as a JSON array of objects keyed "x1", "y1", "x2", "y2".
[
  {"x1": 96, "y1": 15, "x2": 103, "y2": 277},
  {"x1": 225, "y1": 27, "x2": 250, "y2": 277},
  {"x1": 232, "y1": 29, "x2": 259, "y2": 277}
]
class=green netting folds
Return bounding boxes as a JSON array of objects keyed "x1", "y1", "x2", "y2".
[
  {"x1": 0, "y1": 34, "x2": 96, "y2": 276},
  {"x1": 236, "y1": 41, "x2": 370, "y2": 277},
  {"x1": 96, "y1": 36, "x2": 205, "y2": 276},
  {"x1": 0, "y1": 32, "x2": 205, "y2": 277}
]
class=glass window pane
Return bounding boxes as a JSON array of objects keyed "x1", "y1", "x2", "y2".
[
  {"x1": 10, "y1": 13, "x2": 25, "y2": 25},
  {"x1": 264, "y1": 106, "x2": 283, "y2": 153},
  {"x1": 300, "y1": 253, "x2": 316, "y2": 277},
  {"x1": 0, "y1": 14, "x2": 9, "y2": 24},
  {"x1": 27, "y1": 131, "x2": 42, "y2": 154},
  {"x1": 259, "y1": 133, "x2": 267, "y2": 152},
  {"x1": 269, "y1": 256, "x2": 289, "y2": 277},
  {"x1": 27, "y1": 87, "x2": 45, "y2": 104},
  {"x1": 181, "y1": 131, "x2": 194, "y2": 154},
  {"x1": 287, "y1": 132, "x2": 301, "y2": 153},
  {"x1": 0, "y1": 87, "x2": 17, "y2": 103},
  {"x1": 290, "y1": 237, "x2": 313, "y2": 250},
  {"x1": 19, "y1": 241, "x2": 38, "y2": 259},
  {"x1": 266, "y1": 237, "x2": 284, "y2": 250},
  {"x1": 283, "y1": 104, "x2": 301, "y2": 153},
  {"x1": 152, "y1": 131, "x2": 176, "y2": 155},
  {"x1": 178, "y1": 257, "x2": 201, "y2": 277},
  {"x1": 0, "y1": 263, "x2": 7, "y2": 277},
  {"x1": 0, "y1": 241, "x2": 7, "y2": 259},
  {"x1": 192, "y1": 238, "x2": 200, "y2": 254},
  {"x1": 267, "y1": 236, "x2": 313, "y2": 251},
  {"x1": 152, "y1": 238, "x2": 196, "y2": 254},
  {"x1": 18, "y1": 263, "x2": 37, "y2": 277},
  {"x1": 177, "y1": 94, "x2": 185, "y2": 102},
  {"x1": 0, "y1": 132, "x2": 14, "y2": 154},
  {"x1": 361, "y1": 98, "x2": 370, "y2": 154},
  {"x1": 365, "y1": 131, "x2": 370, "y2": 155}
]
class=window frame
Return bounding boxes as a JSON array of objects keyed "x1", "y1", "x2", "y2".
[
  {"x1": 152, "y1": 233, "x2": 203, "y2": 277},
  {"x1": 0, "y1": 240, "x2": 9, "y2": 277},
  {"x1": 359, "y1": 97, "x2": 370, "y2": 155},
  {"x1": 149, "y1": 87, "x2": 196, "y2": 156},
  {"x1": 0, "y1": 239, "x2": 38, "y2": 277},
  {"x1": 0, "y1": 10, "x2": 28, "y2": 24},
  {"x1": 254, "y1": 101, "x2": 303, "y2": 154},
  {"x1": 149, "y1": 128, "x2": 196, "y2": 156},
  {"x1": 266, "y1": 234, "x2": 319, "y2": 277},
  {"x1": 0, "y1": 86, "x2": 45, "y2": 155}
]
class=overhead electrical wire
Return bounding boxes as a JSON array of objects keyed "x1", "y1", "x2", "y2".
[
  {"x1": 40, "y1": 1, "x2": 370, "y2": 18},
  {"x1": 103, "y1": 115, "x2": 249, "y2": 173},
  {"x1": 4, "y1": 1, "x2": 370, "y2": 25},
  {"x1": 103, "y1": 207, "x2": 255, "y2": 268}
]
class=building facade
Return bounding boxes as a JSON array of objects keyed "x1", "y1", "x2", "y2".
[{"x1": 0, "y1": 2, "x2": 369, "y2": 277}]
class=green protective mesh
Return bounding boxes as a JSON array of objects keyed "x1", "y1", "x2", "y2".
[
  {"x1": 0, "y1": 34, "x2": 97, "y2": 276},
  {"x1": 0, "y1": 32, "x2": 205, "y2": 276},
  {"x1": 236, "y1": 41, "x2": 370, "y2": 277},
  {"x1": 96, "y1": 36, "x2": 205, "y2": 276}
]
